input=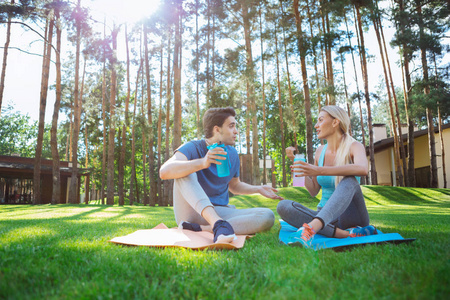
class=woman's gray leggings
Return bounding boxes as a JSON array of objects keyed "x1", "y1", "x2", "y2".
[{"x1": 277, "y1": 176, "x2": 370, "y2": 237}]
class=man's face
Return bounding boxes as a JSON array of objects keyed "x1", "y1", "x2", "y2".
[{"x1": 217, "y1": 116, "x2": 238, "y2": 146}]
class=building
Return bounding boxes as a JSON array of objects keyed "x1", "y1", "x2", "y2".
[
  {"x1": 0, "y1": 155, "x2": 90, "y2": 204},
  {"x1": 369, "y1": 123, "x2": 450, "y2": 188}
]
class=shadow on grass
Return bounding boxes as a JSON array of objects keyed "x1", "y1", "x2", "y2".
[
  {"x1": 363, "y1": 186, "x2": 450, "y2": 206},
  {"x1": 0, "y1": 205, "x2": 176, "y2": 243}
]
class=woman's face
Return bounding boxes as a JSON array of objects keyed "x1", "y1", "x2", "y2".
[{"x1": 314, "y1": 111, "x2": 338, "y2": 139}]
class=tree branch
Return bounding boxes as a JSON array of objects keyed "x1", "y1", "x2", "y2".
[
  {"x1": 0, "y1": 46, "x2": 56, "y2": 65},
  {"x1": 1, "y1": 20, "x2": 59, "y2": 54}
]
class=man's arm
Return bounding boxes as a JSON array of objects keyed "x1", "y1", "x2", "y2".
[
  {"x1": 228, "y1": 177, "x2": 283, "y2": 200},
  {"x1": 159, "y1": 147, "x2": 227, "y2": 180}
]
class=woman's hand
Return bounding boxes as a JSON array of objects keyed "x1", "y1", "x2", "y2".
[
  {"x1": 286, "y1": 146, "x2": 296, "y2": 161},
  {"x1": 291, "y1": 160, "x2": 321, "y2": 177}
]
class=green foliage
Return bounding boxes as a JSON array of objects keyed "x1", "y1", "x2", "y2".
[
  {"x1": 0, "y1": 186, "x2": 449, "y2": 299},
  {"x1": 0, "y1": 104, "x2": 39, "y2": 157}
]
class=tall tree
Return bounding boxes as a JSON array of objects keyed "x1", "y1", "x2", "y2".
[
  {"x1": 68, "y1": 0, "x2": 83, "y2": 204},
  {"x1": 259, "y1": 4, "x2": 267, "y2": 185},
  {"x1": 118, "y1": 25, "x2": 131, "y2": 206},
  {"x1": 34, "y1": 14, "x2": 54, "y2": 204},
  {"x1": 372, "y1": 12, "x2": 404, "y2": 186},
  {"x1": 100, "y1": 18, "x2": 107, "y2": 204},
  {"x1": 293, "y1": 0, "x2": 314, "y2": 163},
  {"x1": 50, "y1": 0, "x2": 64, "y2": 204},
  {"x1": 354, "y1": 1, "x2": 377, "y2": 184},
  {"x1": 129, "y1": 60, "x2": 142, "y2": 205},
  {"x1": 280, "y1": 0, "x2": 297, "y2": 149},
  {"x1": 375, "y1": 2, "x2": 407, "y2": 186},
  {"x1": 157, "y1": 45, "x2": 164, "y2": 204},
  {"x1": 144, "y1": 23, "x2": 157, "y2": 206},
  {"x1": 241, "y1": 0, "x2": 260, "y2": 184},
  {"x1": 172, "y1": 0, "x2": 182, "y2": 151},
  {"x1": 0, "y1": 0, "x2": 15, "y2": 117},
  {"x1": 392, "y1": 0, "x2": 415, "y2": 186},
  {"x1": 274, "y1": 19, "x2": 287, "y2": 187},
  {"x1": 164, "y1": 29, "x2": 172, "y2": 206},
  {"x1": 106, "y1": 24, "x2": 119, "y2": 205},
  {"x1": 416, "y1": 1, "x2": 437, "y2": 188}
]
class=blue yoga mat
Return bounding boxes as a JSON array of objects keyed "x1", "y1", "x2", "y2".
[{"x1": 279, "y1": 220, "x2": 415, "y2": 251}]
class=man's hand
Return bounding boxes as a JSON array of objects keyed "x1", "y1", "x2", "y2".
[
  {"x1": 258, "y1": 185, "x2": 284, "y2": 200},
  {"x1": 201, "y1": 147, "x2": 227, "y2": 169}
]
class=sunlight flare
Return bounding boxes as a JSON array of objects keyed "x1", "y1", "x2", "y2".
[{"x1": 90, "y1": 0, "x2": 161, "y2": 23}]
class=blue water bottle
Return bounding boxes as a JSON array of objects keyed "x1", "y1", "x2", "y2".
[{"x1": 207, "y1": 142, "x2": 230, "y2": 177}]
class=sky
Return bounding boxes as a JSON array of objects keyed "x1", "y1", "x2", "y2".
[
  {"x1": 0, "y1": 0, "x2": 448, "y2": 124},
  {"x1": 0, "y1": 0, "x2": 162, "y2": 122}
]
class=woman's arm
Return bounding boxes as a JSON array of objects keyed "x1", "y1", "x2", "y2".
[
  {"x1": 302, "y1": 146, "x2": 322, "y2": 197},
  {"x1": 292, "y1": 141, "x2": 369, "y2": 178}
]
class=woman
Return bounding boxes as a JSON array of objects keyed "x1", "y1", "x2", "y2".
[{"x1": 277, "y1": 105, "x2": 377, "y2": 248}]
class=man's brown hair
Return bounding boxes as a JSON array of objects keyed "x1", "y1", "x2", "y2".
[{"x1": 203, "y1": 107, "x2": 236, "y2": 138}]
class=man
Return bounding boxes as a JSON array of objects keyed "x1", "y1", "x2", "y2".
[{"x1": 160, "y1": 107, "x2": 283, "y2": 243}]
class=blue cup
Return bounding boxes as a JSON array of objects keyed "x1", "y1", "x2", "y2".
[{"x1": 207, "y1": 142, "x2": 230, "y2": 177}]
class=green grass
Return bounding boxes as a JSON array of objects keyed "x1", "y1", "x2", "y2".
[{"x1": 1, "y1": 186, "x2": 449, "y2": 299}]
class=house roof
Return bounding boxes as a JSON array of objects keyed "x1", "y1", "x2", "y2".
[
  {"x1": 0, "y1": 155, "x2": 90, "y2": 177},
  {"x1": 367, "y1": 122, "x2": 450, "y2": 154}
]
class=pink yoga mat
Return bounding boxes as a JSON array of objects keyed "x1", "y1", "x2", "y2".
[{"x1": 109, "y1": 223, "x2": 251, "y2": 250}]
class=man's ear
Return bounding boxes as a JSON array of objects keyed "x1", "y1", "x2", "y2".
[{"x1": 213, "y1": 125, "x2": 221, "y2": 135}]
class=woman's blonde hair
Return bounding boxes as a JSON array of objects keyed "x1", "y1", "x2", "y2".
[{"x1": 321, "y1": 105, "x2": 355, "y2": 186}]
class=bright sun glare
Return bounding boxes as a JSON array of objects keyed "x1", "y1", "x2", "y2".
[{"x1": 90, "y1": 0, "x2": 161, "y2": 23}]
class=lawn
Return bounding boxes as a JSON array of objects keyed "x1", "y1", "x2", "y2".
[{"x1": 1, "y1": 186, "x2": 449, "y2": 299}]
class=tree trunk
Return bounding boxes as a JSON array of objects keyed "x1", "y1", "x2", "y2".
[
  {"x1": 69, "y1": 0, "x2": 82, "y2": 204},
  {"x1": 101, "y1": 19, "x2": 107, "y2": 204},
  {"x1": 195, "y1": 0, "x2": 200, "y2": 139},
  {"x1": 206, "y1": 0, "x2": 211, "y2": 105},
  {"x1": 351, "y1": 7, "x2": 366, "y2": 153},
  {"x1": 355, "y1": 4, "x2": 377, "y2": 184},
  {"x1": 34, "y1": 17, "x2": 53, "y2": 204},
  {"x1": 0, "y1": 0, "x2": 14, "y2": 117},
  {"x1": 173, "y1": 0, "x2": 182, "y2": 152},
  {"x1": 274, "y1": 21, "x2": 286, "y2": 187},
  {"x1": 51, "y1": 7, "x2": 62, "y2": 205},
  {"x1": 438, "y1": 106, "x2": 447, "y2": 188},
  {"x1": 157, "y1": 46, "x2": 164, "y2": 204},
  {"x1": 84, "y1": 119, "x2": 89, "y2": 204},
  {"x1": 397, "y1": 0, "x2": 415, "y2": 186},
  {"x1": 417, "y1": 4, "x2": 437, "y2": 188},
  {"x1": 293, "y1": 0, "x2": 313, "y2": 163},
  {"x1": 259, "y1": 6, "x2": 267, "y2": 185},
  {"x1": 306, "y1": 0, "x2": 322, "y2": 113},
  {"x1": 377, "y1": 12, "x2": 407, "y2": 186},
  {"x1": 338, "y1": 44, "x2": 351, "y2": 135},
  {"x1": 129, "y1": 60, "x2": 142, "y2": 206},
  {"x1": 118, "y1": 26, "x2": 131, "y2": 206},
  {"x1": 144, "y1": 25, "x2": 157, "y2": 206},
  {"x1": 373, "y1": 16, "x2": 404, "y2": 186},
  {"x1": 242, "y1": 2, "x2": 260, "y2": 185},
  {"x1": 164, "y1": 33, "x2": 172, "y2": 206},
  {"x1": 280, "y1": 0, "x2": 297, "y2": 149},
  {"x1": 324, "y1": 12, "x2": 335, "y2": 105},
  {"x1": 106, "y1": 25, "x2": 119, "y2": 205}
]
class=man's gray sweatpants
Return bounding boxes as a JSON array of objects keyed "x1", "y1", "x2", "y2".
[
  {"x1": 277, "y1": 176, "x2": 370, "y2": 237},
  {"x1": 173, "y1": 172, "x2": 275, "y2": 235}
]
